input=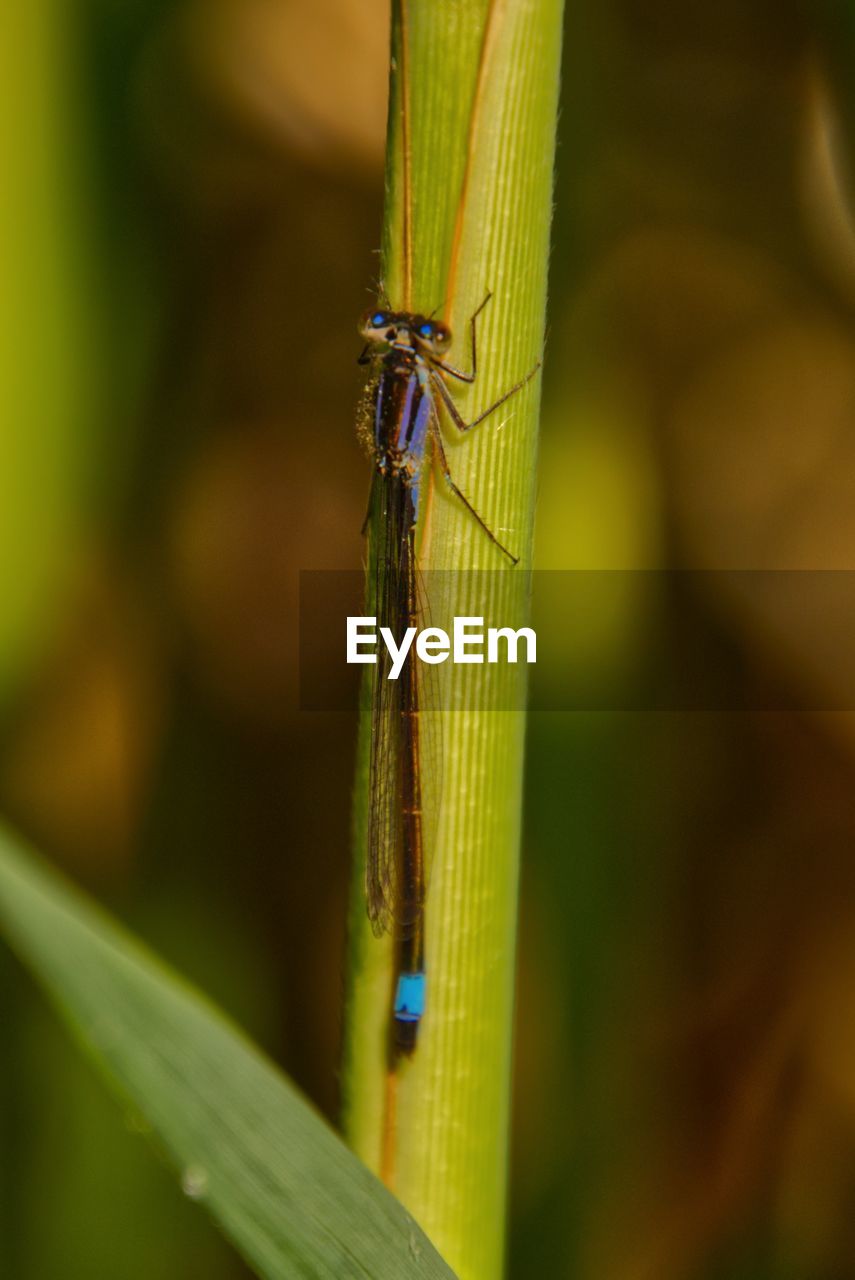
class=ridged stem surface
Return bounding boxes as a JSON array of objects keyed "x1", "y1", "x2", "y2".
[{"x1": 343, "y1": 4, "x2": 563, "y2": 1277}]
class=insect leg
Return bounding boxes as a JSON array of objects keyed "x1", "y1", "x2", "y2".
[
  {"x1": 428, "y1": 409, "x2": 518, "y2": 564},
  {"x1": 430, "y1": 290, "x2": 492, "y2": 383},
  {"x1": 430, "y1": 360, "x2": 541, "y2": 434}
]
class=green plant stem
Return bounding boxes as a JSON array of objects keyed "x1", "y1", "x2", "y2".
[{"x1": 343, "y1": 2, "x2": 564, "y2": 1278}]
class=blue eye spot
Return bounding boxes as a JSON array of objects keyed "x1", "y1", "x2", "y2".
[
  {"x1": 419, "y1": 324, "x2": 432, "y2": 338},
  {"x1": 371, "y1": 312, "x2": 386, "y2": 326}
]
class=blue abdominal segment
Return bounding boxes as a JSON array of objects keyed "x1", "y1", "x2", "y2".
[{"x1": 394, "y1": 971, "x2": 427, "y2": 1024}]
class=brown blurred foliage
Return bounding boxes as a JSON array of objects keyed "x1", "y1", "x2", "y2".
[
  {"x1": 514, "y1": 3, "x2": 855, "y2": 1278},
  {"x1": 0, "y1": 0, "x2": 390, "y2": 1122}
]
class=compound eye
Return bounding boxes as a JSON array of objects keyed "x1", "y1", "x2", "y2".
[
  {"x1": 371, "y1": 310, "x2": 388, "y2": 328},
  {"x1": 418, "y1": 322, "x2": 433, "y2": 339}
]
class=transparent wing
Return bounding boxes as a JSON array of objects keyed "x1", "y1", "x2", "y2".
[{"x1": 364, "y1": 473, "x2": 441, "y2": 938}]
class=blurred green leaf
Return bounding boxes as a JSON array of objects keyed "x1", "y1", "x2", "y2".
[
  {"x1": 0, "y1": 5, "x2": 99, "y2": 701},
  {"x1": 0, "y1": 824, "x2": 456, "y2": 1280}
]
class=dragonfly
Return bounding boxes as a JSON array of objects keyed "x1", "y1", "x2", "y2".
[{"x1": 357, "y1": 293, "x2": 539, "y2": 1055}]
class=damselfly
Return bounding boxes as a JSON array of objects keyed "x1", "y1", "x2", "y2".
[{"x1": 357, "y1": 294, "x2": 538, "y2": 1054}]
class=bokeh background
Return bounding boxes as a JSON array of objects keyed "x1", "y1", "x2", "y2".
[{"x1": 4, "y1": 2, "x2": 855, "y2": 1276}]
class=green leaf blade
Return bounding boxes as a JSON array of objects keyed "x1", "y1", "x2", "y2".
[{"x1": 0, "y1": 825, "x2": 456, "y2": 1280}]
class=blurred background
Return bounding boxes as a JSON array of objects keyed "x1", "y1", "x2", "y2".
[{"x1": 3, "y1": 1, "x2": 855, "y2": 1276}]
